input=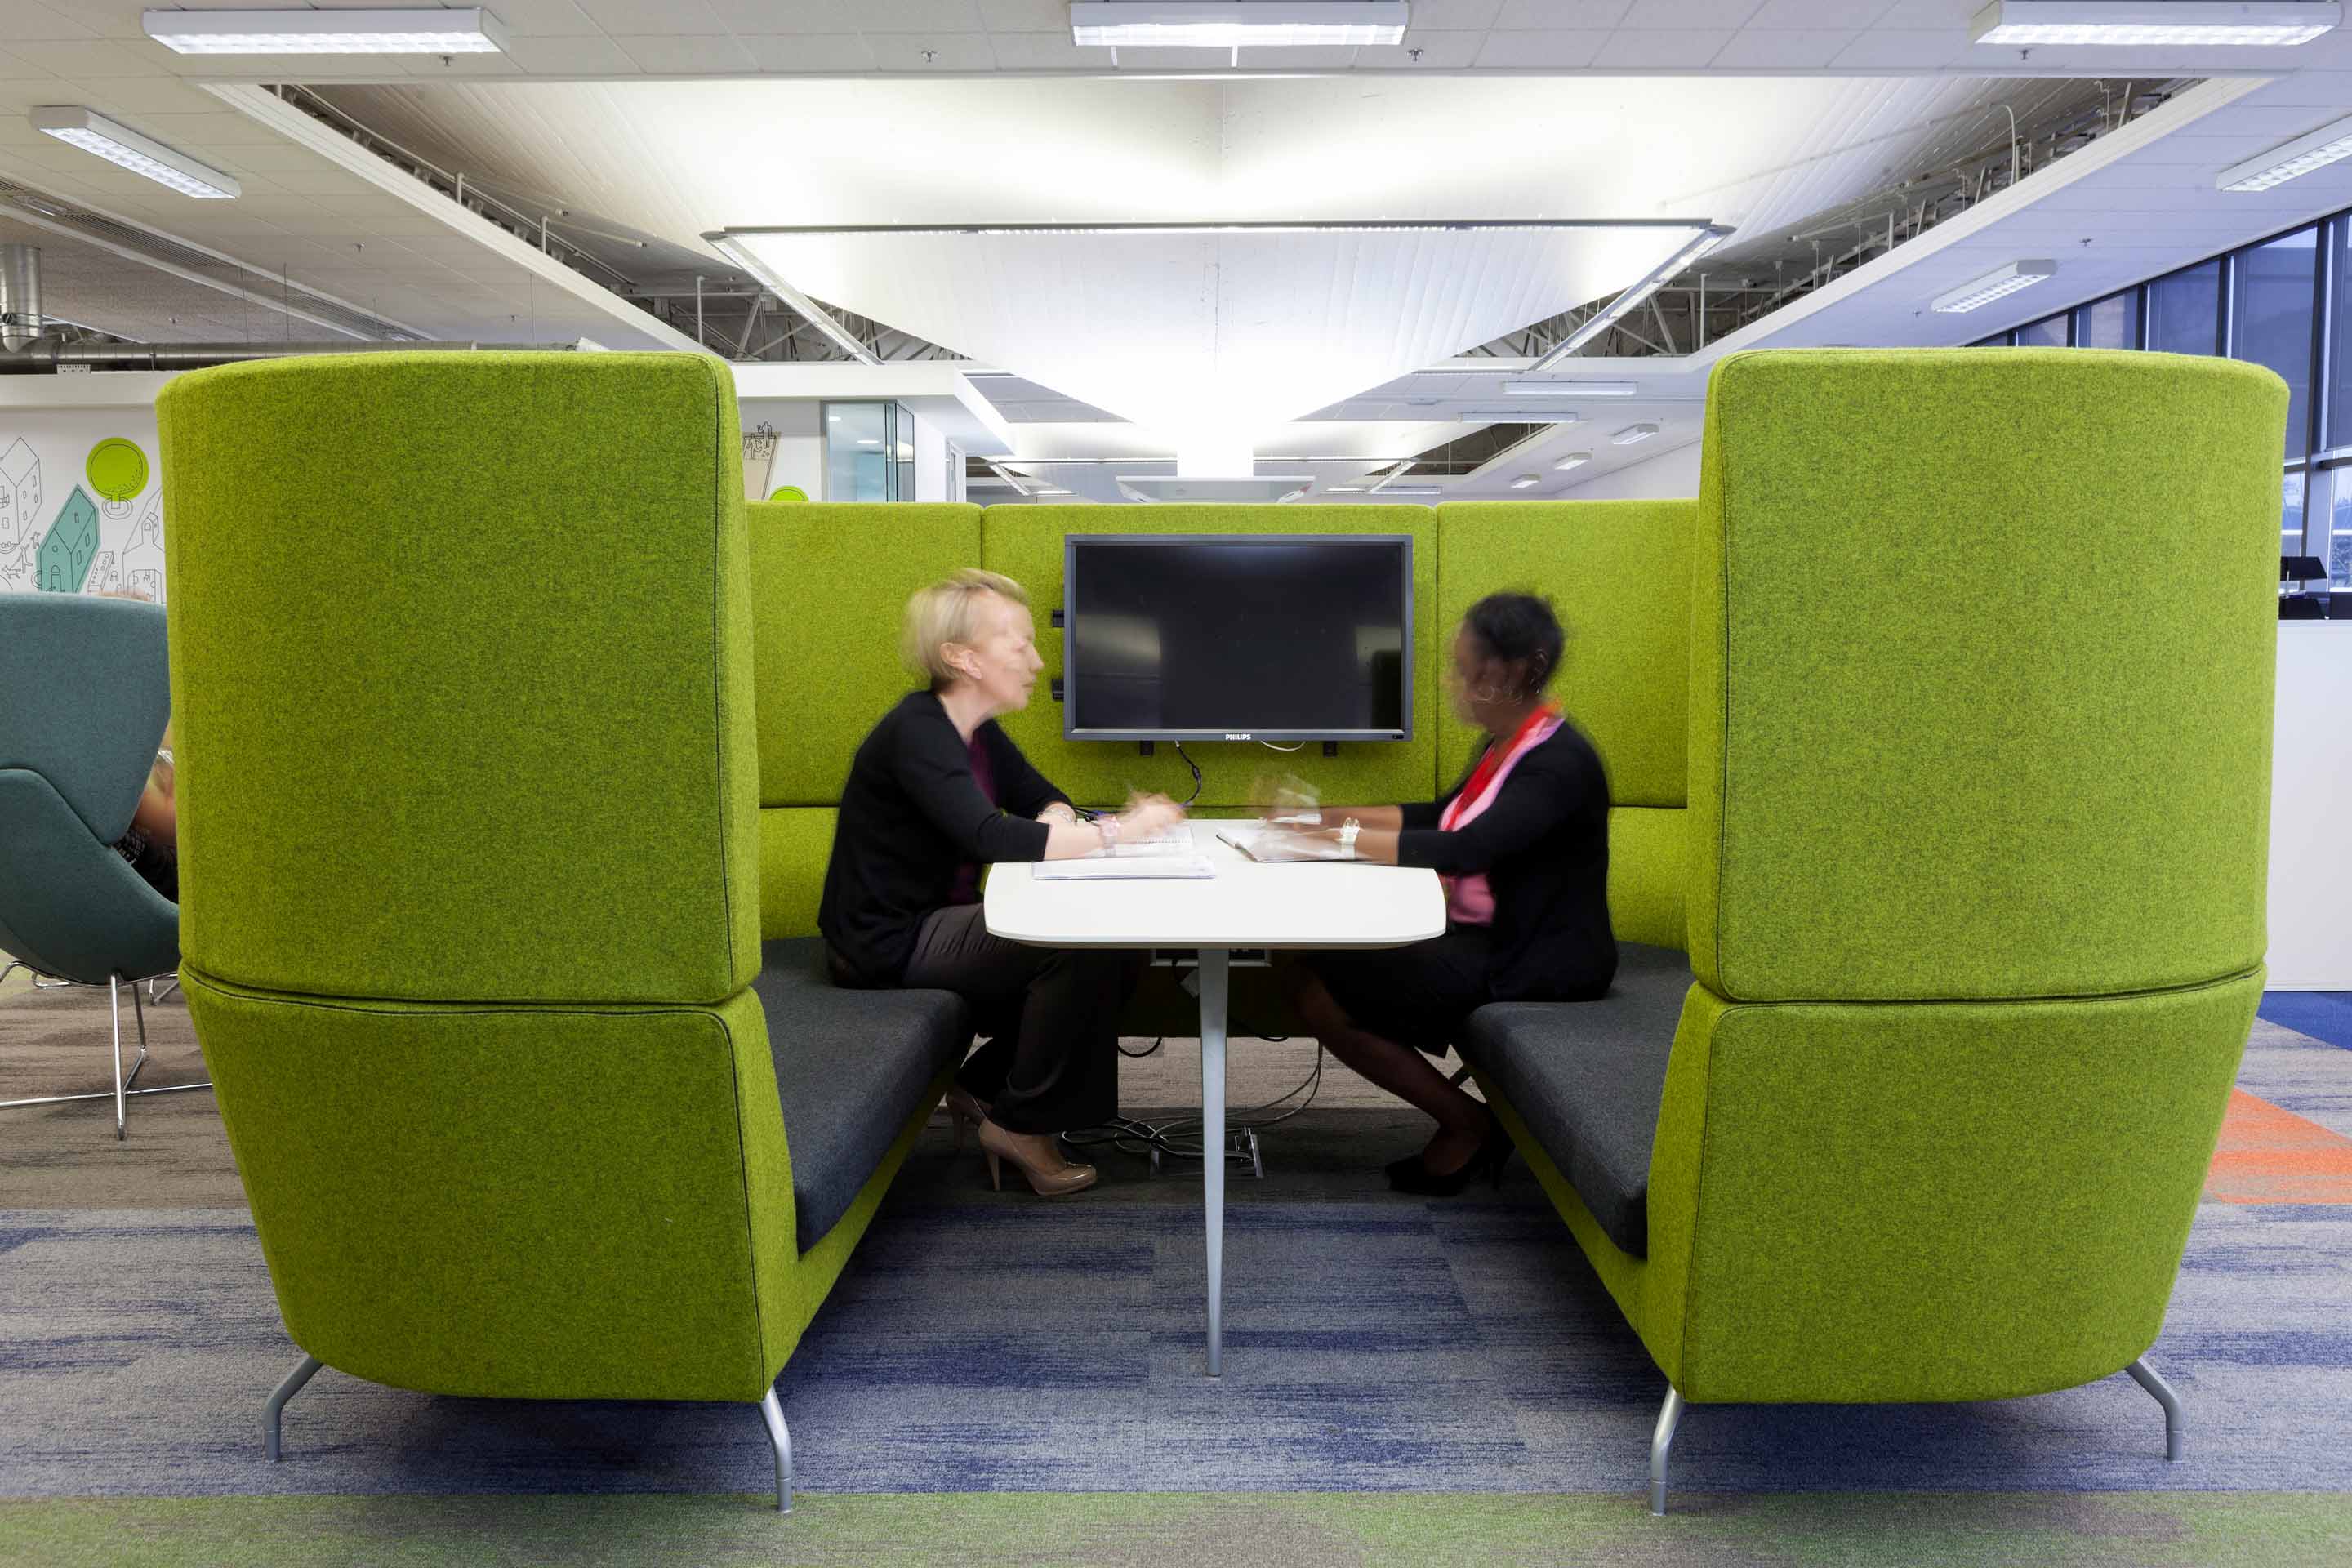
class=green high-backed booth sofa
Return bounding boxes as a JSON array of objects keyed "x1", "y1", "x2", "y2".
[{"x1": 163, "y1": 345, "x2": 2281, "y2": 1513}]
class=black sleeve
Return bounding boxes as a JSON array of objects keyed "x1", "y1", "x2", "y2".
[
  {"x1": 1400, "y1": 799, "x2": 1444, "y2": 830},
  {"x1": 1396, "y1": 750, "x2": 1590, "y2": 875},
  {"x1": 984, "y1": 724, "x2": 1072, "y2": 821},
  {"x1": 893, "y1": 713, "x2": 1054, "y2": 863}
]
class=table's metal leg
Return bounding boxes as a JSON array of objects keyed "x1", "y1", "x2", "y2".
[{"x1": 1198, "y1": 947, "x2": 1229, "y2": 1380}]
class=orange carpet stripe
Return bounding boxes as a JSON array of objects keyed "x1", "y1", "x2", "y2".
[{"x1": 2205, "y1": 1089, "x2": 2352, "y2": 1205}]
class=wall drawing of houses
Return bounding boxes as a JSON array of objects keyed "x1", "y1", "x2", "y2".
[
  {"x1": 122, "y1": 495, "x2": 164, "y2": 601},
  {"x1": 39, "y1": 486, "x2": 99, "y2": 592},
  {"x1": 0, "y1": 438, "x2": 38, "y2": 550}
]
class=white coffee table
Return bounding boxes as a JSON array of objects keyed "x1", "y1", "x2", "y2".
[{"x1": 985, "y1": 819, "x2": 1445, "y2": 1376}]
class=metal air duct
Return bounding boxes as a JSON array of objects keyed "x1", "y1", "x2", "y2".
[{"x1": 0, "y1": 244, "x2": 38, "y2": 353}]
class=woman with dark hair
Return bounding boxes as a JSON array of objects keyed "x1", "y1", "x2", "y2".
[{"x1": 1259, "y1": 591, "x2": 1616, "y2": 1194}]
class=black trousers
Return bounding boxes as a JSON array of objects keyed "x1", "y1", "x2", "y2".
[{"x1": 898, "y1": 904, "x2": 1145, "y2": 1135}]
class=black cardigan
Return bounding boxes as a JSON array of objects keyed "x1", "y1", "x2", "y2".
[
  {"x1": 818, "y1": 691, "x2": 1072, "y2": 983},
  {"x1": 1396, "y1": 722, "x2": 1617, "y2": 1002}
]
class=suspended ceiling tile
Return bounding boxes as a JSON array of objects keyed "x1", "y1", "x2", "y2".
[
  {"x1": 1473, "y1": 32, "x2": 1609, "y2": 68},
  {"x1": 1712, "y1": 29, "x2": 1865, "y2": 69}
]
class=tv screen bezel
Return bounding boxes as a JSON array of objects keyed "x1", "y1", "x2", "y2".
[{"x1": 1060, "y1": 532, "x2": 1415, "y2": 745}]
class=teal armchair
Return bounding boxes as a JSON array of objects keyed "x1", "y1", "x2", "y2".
[{"x1": 0, "y1": 591, "x2": 194, "y2": 1137}]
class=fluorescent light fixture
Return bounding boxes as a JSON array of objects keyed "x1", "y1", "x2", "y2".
[
  {"x1": 143, "y1": 7, "x2": 510, "y2": 55},
  {"x1": 29, "y1": 108, "x2": 238, "y2": 198},
  {"x1": 1931, "y1": 259, "x2": 2056, "y2": 314},
  {"x1": 1070, "y1": 2, "x2": 1410, "y2": 48},
  {"x1": 1509, "y1": 474, "x2": 1542, "y2": 489},
  {"x1": 1610, "y1": 424, "x2": 1660, "y2": 446},
  {"x1": 1526, "y1": 223, "x2": 1734, "y2": 371},
  {"x1": 1552, "y1": 452, "x2": 1593, "y2": 472},
  {"x1": 1504, "y1": 380, "x2": 1635, "y2": 397},
  {"x1": 1374, "y1": 486, "x2": 1441, "y2": 496},
  {"x1": 1036, "y1": 488, "x2": 1075, "y2": 496},
  {"x1": 1325, "y1": 485, "x2": 1365, "y2": 492},
  {"x1": 1459, "y1": 408, "x2": 1576, "y2": 421},
  {"x1": 1970, "y1": 2, "x2": 2337, "y2": 46},
  {"x1": 2218, "y1": 112, "x2": 2352, "y2": 190}
]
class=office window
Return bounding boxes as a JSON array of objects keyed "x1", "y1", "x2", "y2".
[
  {"x1": 2014, "y1": 314, "x2": 2069, "y2": 347},
  {"x1": 2076, "y1": 290, "x2": 2140, "y2": 350},
  {"x1": 823, "y1": 400, "x2": 897, "y2": 501},
  {"x1": 1968, "y1": 330, "x2": 2011, "y2": 347},
  {"x1": 2230, "y1": 226, "x2": 2319, "y2": 462},
  {"x1": 2318, "y1": 465, "x2": 2352, "y2": 586},
  {"x1": 2147, "y1": 261, "x2": 2221, "y2": 355},
  {"x1": 2328, "y1": 220, "x2": 2352, "y2": 458},
  {"x1": 2283, "y1": 470, "x2": 2307, "y2": 561}
]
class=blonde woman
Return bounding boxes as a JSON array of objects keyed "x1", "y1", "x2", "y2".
[{"x1": 817, "y1": 568, "x2": 1183, "y2": 1197}]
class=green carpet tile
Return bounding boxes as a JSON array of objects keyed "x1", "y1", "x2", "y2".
[{"x1": 5, "y1": 1493, "x2": 2349, "y2": 1568}]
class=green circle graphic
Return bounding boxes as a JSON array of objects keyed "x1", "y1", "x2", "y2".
[
  {"x1": 768, "y1": 485, "x2": 809, "y2": 503},
  {"x1": 86, "y1": 439, "x2": 149, "y2": 503}
]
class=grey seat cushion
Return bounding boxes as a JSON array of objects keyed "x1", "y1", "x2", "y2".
[
  {"x1": 753, "y1": 938, "x2": 970, "y2": 1254},
  {"x1": 1458, "y1": 942, "x2": 1693, "y2": 1258}
]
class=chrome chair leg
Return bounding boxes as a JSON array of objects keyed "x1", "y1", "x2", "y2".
[
  {"x1": 1650, "y1": 1383, "x2": 1686, "y2": 1516},
  {"x1": 109, "y1": 976, "x2": 127, "y2": 1140},
  {"x1": 151, "y1": 974, "x2": 180, "y2": 1004},
  {"x1": 2127, "y1": 1356, "x2": 2185, "y2": 1462},
  {"x1": 265, "y1": 1354, "x2": 324, "y2": 1461},
  {"x1": 759, "y1": 1388, "x2": 794, "y2": 1514},
  {"x1": 122, "y1": 976, "x2": 151, "y2": 1095}
]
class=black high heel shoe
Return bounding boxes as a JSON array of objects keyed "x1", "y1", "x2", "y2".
[{"x1": 1387, "y1": 1118, "x2": 1513, "y2": 1196}]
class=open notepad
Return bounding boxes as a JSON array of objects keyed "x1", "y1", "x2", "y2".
[{"x1": 1031, "y1": 830, "x2": 1217, "y2": 881}]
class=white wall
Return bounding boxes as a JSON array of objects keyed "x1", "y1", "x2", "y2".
[
  {"x1": 738, "y1": 398, "x2": 822, "y2": 500},
  {"x1": 2268, "y1": 624, "x2": 2352, "y2": 989},
  {"x1": 913, "y1": 411, "x2": 950, "y2": 503},
  {"x1": 0, "y1": 403, "x2": 167, "y2": 599},
  {"x1": 1566, "y1": 440, "x2": 1700, "y2": 501}
]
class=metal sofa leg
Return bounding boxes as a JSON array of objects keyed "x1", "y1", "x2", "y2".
[
  {"x1": 760, "y1": 1388, "x2": 794, "y2": 1514},
  {"x1": 2126, "y1": 1356, "x2": 2185, "y2": 1462},
  {"x1": 1650, "y1": 1383, "x2": 1686, "y2": 1516},
  {"x1": 266, "y1": 1354, "x2": 324, "y2": 1461}
]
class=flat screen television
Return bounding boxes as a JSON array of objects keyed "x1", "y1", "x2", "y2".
[{"x1": 1062, "y1": 534, "x2": 1413, "y2": 743}]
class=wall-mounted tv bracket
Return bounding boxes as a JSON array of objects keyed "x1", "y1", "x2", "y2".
[
  {"x1": 1051, "y1": 678, "x2": 1064, "y2": 702},
  {"x1": 1050, "y1": 609, "x2": 1065, "y2": 627},
  {"x1": 1323, "y1": 742, "x2": 1339, "y2": 757}
]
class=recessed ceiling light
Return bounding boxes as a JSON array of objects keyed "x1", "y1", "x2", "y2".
[
  {"x1": 1970, "y1": 1, "x2": 2337, "y2": 46},
  {"x1": 1504, "y1": 380, "x2": 1635, "y2": 397},
  {"x1": 29, "y1": 108, "x2": 238, "y2": 198},
  {"x1": 1509, "y1": 474, "x2": 1542, "y2": 489},
  {"x1": 1069, "y1": 2, "x2": 1410, "y2": 49},
  {"x1": 2217, "y1": 112, "x2": 2352, "y2": 190},
  {"x1": 1610, "y1": 424, "x2": 1659, "y2": 446},
  {"x1": 1931, "y1": 260, "x2": 2056, "y2": 314},
  {"x1": 1552, "y1": 452, "x2": 1593, "y2": 472},
  {"x1": 142, "y1": 7, "x2": 510, "y2": 55}
]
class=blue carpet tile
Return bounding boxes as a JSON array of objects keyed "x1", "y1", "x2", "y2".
[
  {"x1": 2259, "y1": 992, "x2": 2352, "y2": 1052},
  {"x1": 4, "y1": 1022, "x2": 2350, "y2": 1503}
]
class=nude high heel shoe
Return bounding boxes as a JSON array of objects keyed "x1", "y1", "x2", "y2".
[
  {"x1": 977, "y1": 1118, "x2": 1098, "y2": 1197},
  {"x1": 944, "y1": 1085, "x2": 991, "y2": 1152}
]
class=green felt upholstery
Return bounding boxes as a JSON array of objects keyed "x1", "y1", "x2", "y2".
[
  {"x1": 1606, "y1": 808, "x2": 1686, "y2": 952},
  {"x1": 1686, "y1": 349, "x2": 2283, "y2": 1004},
  {"x1": 760, "y1": 808, "x2": 835, "y2": 940},
  {"x1": 1436, "y1": 501, "x2": 1692, "y2": 807},
  {"x1": 748, "y1": 502, "x2": 982, "y2": 807},
  {"x1": 981, "y1": 506, "x2": 1441, "y2": 809},
  {"x1": 160, "y1": 352, "x2": 936, "y2": 1422},
  {"x1": 158, "y1": 353, "x2": 760, "y2": 1007},
  {"x1": 1494, "y1": 347, "x2": 2285, "y2": 1420}
]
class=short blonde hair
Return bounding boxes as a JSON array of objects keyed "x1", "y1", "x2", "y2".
[{"x1": 902, "y1": 568, "x2": 1030, "y2": 688}]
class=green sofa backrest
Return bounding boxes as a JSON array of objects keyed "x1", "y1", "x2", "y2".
[
  {"x1": 1438, "y1": 500, "x2": 1695, "y2": 949},
  {"x1": 163, "y1": 351, "x2": 761, "y2": 1005},
  {"x1": 1688, "y1": 348, "x2": 2283, "y2": 1002}
]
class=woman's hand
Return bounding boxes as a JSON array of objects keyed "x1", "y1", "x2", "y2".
[
  {"x1": 1116, "y1": 791, "x2": 1186, "y2": 843},
  {"x1": 1036, "y1": 801, "x2": 1080, "y2": 827}
]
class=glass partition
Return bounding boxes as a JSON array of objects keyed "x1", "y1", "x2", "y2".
[{"x1": 823, "y1": 401, "x2": 908, "y2": 501}]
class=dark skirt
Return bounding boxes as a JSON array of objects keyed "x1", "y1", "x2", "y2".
[{"x1": 1305, "y1": 924, "x2": 1495, "y2": 1054}]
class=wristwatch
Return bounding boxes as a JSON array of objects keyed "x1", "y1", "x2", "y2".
[
  {"x1": 1337, "y1": 818, "x2": 1361, "y2": 859},
  {"x1": 1099, "y1": 814, "x2": 1122, "y2": 853}
]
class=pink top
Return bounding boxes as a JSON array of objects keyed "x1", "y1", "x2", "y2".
[{"x1": 1437, "y1": 711, "x2": 1563, "y2": 926}]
